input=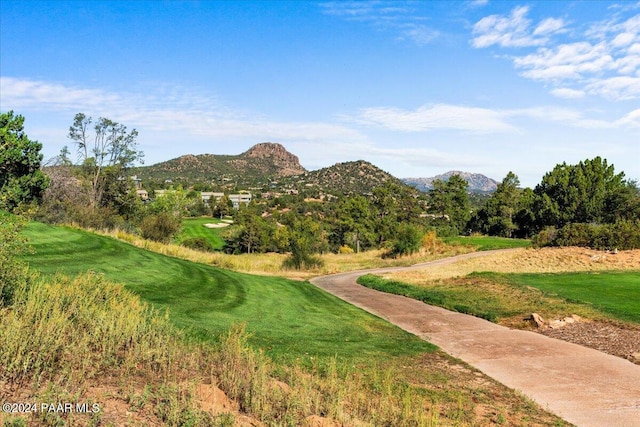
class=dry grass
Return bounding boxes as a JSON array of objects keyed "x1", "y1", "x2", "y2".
[{"x1": 384, "y1": 247, "x2": 640, "y2": 284}]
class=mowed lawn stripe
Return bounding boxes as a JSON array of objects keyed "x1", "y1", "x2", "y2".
[{"x1": 22, "y1": 222, "x2": 434, "y2": 361}]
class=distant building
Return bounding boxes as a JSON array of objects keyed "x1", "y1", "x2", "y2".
[
  {"x1": 136, "y1": 189, "x2": 149, "y2": 200},
  {"x1": 228, "y1": 192, "x2": 252, "y2": 209},
  {"x1": 201, "y1": 192, "x2": 224, "y2": 204}
]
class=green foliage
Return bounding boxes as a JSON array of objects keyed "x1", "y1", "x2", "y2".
[
  {"x1": 428, "y1": 174, "x2": 470, "y2": 234},
  {"x1": 330, "y1": 195, "x2": 376, "y2": 252},
  {"x1": 474, "y1": 172, "x2": 522, "y2": 238},
  {"x1": 67, "y1": 113, "x2": 143, "y2": 209},
  {"x1": 283, "y1": 216, "x2": 326, "y2": 270},
  {"x1": 388, "y1": 223, "x2": 423, "y2": 258},
  {"x1": 0, "y1": 212, "x2": 35, "y2": 307},
  {"x1": 140, "y1": 212, "x2": 182, "y2": 243},
  {"x1": 0, "y1": 111, "x2": 50, "y2": 211},
  {"x1": 180, "y1": 236, "x2": 214, "y2": 252},
  {"x1": 533, "y1": 157, "x2": 636, "y2": 228},
  {"x1": 536, "y1": 220, "x2": 640, "y2": 250}
]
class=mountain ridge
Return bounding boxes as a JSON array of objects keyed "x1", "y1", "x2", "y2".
[
  {"x1": 135, "y1": 143, "x2": 496, "y2": 195},
  {"x1": 402, "y1": 171, "x2": 498, "y2": 193}
]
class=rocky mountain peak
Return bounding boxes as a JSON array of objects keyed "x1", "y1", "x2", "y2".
[{"x1": 241, "y1": 142, "x2": 306, "y2": 176}]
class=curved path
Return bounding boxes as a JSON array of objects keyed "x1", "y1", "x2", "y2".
[{"x1": 310, "y1": 250, "x2": 640, "y2": 427}]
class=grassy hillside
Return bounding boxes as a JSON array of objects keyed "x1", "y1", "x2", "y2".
[
  {"x1": 22, "y1": 222, "x2": 432, "y2": 362},
  {"x1": 8, "y1": 221, "x2": 571, "y2": 426}
]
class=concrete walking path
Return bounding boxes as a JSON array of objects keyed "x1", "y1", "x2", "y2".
[{"x1": 310, "y1": 250, "x2": 640, "y2": 427}]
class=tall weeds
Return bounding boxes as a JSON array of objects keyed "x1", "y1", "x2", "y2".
[{"x1": 0, "y1": 272, "x2": 180, "y2": 385}]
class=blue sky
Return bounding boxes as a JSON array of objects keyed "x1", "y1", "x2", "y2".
[{"x1": 1, "y1": 0, "x2": 639, "y2": 187}]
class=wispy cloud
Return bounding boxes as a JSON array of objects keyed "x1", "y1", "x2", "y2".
[
  {"x1": 347, "y1": 102, "x2": 639, "y2": 133},
  {"x1": 319, "y1": 1, "x2": 440, "y2": 46},
  {"x1": 472, "y1": 6, "x2": 640, "y2": 100},
  {"x1": 0, "y1": 77, "x2": 363, "y2": 143},
  {"x1": 350, "y1": 104, "x2": 515, "y2": 132},
  {"x1": 472, "y1": 6, "x2": 565, "y2": 48}
]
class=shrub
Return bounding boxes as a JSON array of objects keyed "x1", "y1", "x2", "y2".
[
  {"x1": 181, "y1": 237, "x2": 214, "y2": 252},
  {"x1": 555, "y1": 223, "x2": 595, "y2": 248},
  {"x1": 533, "y1": 220, "x2": 640, "y2": 250},
  {"x1": 140, "y1": 213, "x2": 181, "y2": 243},
  {"x1": 531, "y1": 226, "x2": 557, "y2": 247},
  {"x1": 388, "y1": 223, "x2": 423, "y2": 258},
  {"x1": 338, "y1": 245, "x2": 354, "y2": 254},
  {"x1": 0, "y1": 212, "x2": 36, "y2": 307}
]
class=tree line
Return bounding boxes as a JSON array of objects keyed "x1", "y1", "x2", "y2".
[{"x1": 2, "y1": 111, "x2": 639, "y2": 268}]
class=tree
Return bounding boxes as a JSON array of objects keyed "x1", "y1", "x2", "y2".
[
  {"x1": 68, "y1": 113, "x2": 143, "y2": 208},
  {"x1": 428, "y1": 175, "x2": 470, "y2": 234},
  {"x1": 532, "y1": 157, "x2": 633, "y2": 230},
  {"x1": 0, "y1": 111, "x2": 50, "y2": 211},
  {"x1": 371, "y1": 182, "x2": 422, "y2": 245},
  {"x1": 332, "y1": 195, "x2": 375, "y2": 252},
  {"x1": 480, "y1": 172, "x2": 521, "y2": 237},
  {"x1": 283, "y1": 216, "x2": 326, "y2": 269}
]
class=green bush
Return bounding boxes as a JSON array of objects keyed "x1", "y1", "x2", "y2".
[
  {"x1": 531, "y1": 226, "x2": 558, "y2": 248},
  {"x1": 140, "y1": 213, "x2": 181, "y2": 243},
  {"x1": 0, "y1": 212, "x2": 36, "y2": 307},
  {"x1": 388, "y1": 223, "x2": 423, "y2": 257},
  {"x1": 181, "y1": 236, "x2": 214, "y2": 252},
  {"x1": 534, "y1": 220, "x2": 640, "y2": 250}
]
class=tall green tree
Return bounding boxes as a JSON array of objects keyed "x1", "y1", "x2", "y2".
[
  {"x1": 0, "y1": 111, "x2": 50, "y2": 211},
  {"x1": 371, "y1": 182, "x2": 422, "y2": 245},
  {"x1": 68, "y1": 113, "x2": 143, "y2": 208},
  {"x1": 332, "y1": 195, "x2": 376, "y2": 252},
  {"x1": 428, "y1": 174, "x2": 470, "y2": 234},
  {"x1": 533, "y1": 157, "x2": 634, "y2": 229},
  {"x1": 481, "y1": 171, "x2": 522, "y2": 237}
]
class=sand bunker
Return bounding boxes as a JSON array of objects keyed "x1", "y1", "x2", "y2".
[{"x1": 204, "y1": 223, "x2": 230, "y2": 228}]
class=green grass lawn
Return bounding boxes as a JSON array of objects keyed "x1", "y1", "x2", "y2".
[
  {"x1": 359, "y1": 270, "x2": 640, "y2": 325},
  {"x1": 442, "y1": 235, "x2": 531, "y2": 251},
  {"x1": 510, "y1": 271, "x2": 640, "y2": 324},
  {"x1": 22, "y1": 222, "x2": 434, "y2": 362},
  {"x1": 177, "y1": 217, "x2": 227, "y2": 250}
]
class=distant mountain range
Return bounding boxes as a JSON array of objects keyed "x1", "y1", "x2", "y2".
[
  {"x1": 403, "y1": 171, "x2": 498, "y2": 193},
  {"x1": 134, "y1": 143, "x2": 496, "y2": 195}
]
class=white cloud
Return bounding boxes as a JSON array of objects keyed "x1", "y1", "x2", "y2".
[
  {"x1": 473, "y1": 8, "x2": 640, "y2": 100},
  {"x1": 0, "y1": 77, "x2": 363, "y2": 143},
  {"x1": 351, "y1": 104, "x2": 515, "y2": 133},
  {"x1": 469, "y1": 0, "x2": 489, "y2": 8},
  {"x1": 550, "y1": 87, "x2": 586, "y2": 99},
  {"x1": 533, "y1": 17, "x2": 566, "y2": 36},
  {"x1": 319, "y1": 1, "x2": 439, "y2": 46},
  {"x1": 348, "y1": 101, "x2": 639, "y2": 133},
  {"x1": 586, "y1": 76, "x2": 640, "y2": 100},
  {"x1": 472, "y1": 6, "x2": 559, "y2": 48},
  {"x1": 616, "y1": 108, "x2": 640, "y2": 127},
  {"x1": 399, "y1": 24, "x2": 440, "y2": 46}
]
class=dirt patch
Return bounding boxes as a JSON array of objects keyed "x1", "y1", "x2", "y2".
[{"x1": 539, "y1": 320, "x2": 640, "y2": 365}]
